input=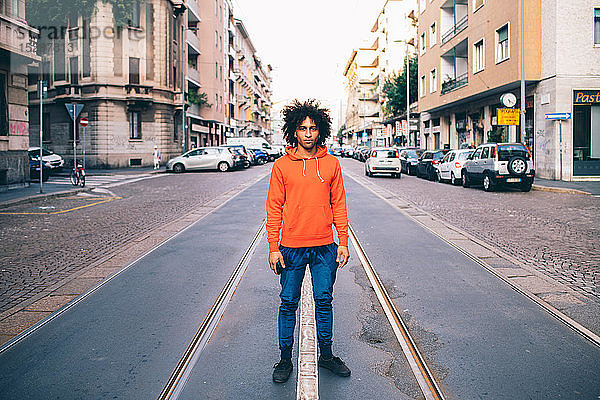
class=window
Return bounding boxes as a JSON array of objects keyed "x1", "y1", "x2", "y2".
[
  {"x1": 0, "y1": 73, "x2": 7, "y2": 136},
  {"x1": 129, "y1": 111, "x2": 142, "y2": 139},
  {"x1": 69, "y1": 57, "x2": 79, "y2": 85},
  {"x1": 215, "y1": 31, "x2": 218, "y2": 47},
  {"x1": 420, "y1": 75, "x2": 426, "y2": 97},
  {"x1": 474, "y1": 39, "x2": 485, "y2": 72},
  {"x1": 216, "y1": 62, "x2": 218, "y2": 79},
  {"x1": 419, "y1": 0, "x2": 425, "y2": 13},
  {"x1": 430, "y1": 23, "x2": 436, "y2": 47},
  {"x1": 420, "y1": 32, "x2": 426, "y2": 54},
  {"x1": 430, "y1": 69, "x2": 437, "y2": 93},
  {"x1": 173, "y1": 116, "x2": 178, "y2": 141},
  {"x1": 472, "y1": 147, "x2": 482, "y2": 159},
  {"x1": 496, "y1": 24, "x2": 509, "y2": 63},
  {"x1": 129, "y1": 1, "x2": 140, "y2": 28},
  {"x1": 481, "y1": 147, "x2": 489, "y2": 159},
  {"x1": 473, "y1": 0, "x2": 484, "y2": 12},
  {"x1": 129, "y1": 57, "x2": 140, "y2": 84},
  {"x1": 595, "y1": 8, "x2": 600, "y2": 45}
]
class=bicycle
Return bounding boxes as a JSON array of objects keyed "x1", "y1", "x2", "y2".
[{"x1": 70, "y1": 163, "x2": 86, "y2": 187}]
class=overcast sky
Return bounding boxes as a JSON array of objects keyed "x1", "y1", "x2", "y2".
[{"x1": 233, "y1": 0, "x2": 387, "y2": 128}]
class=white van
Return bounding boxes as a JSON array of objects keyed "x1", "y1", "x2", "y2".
[{"x1": 226, "y1": 137, "x2": 280, "y2": 161}]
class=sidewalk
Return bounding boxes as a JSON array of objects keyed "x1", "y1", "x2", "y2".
[
  {"x1": 532, "y1": 178, "x2": 600, "y2": 196},
  {"x1": 0, "y1": 167, "x2": 164, "y2": 207}
]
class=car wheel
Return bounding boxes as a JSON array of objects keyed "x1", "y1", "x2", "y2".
[
  {"x1": 218, "y1": 162, "x2": 230, "y2": 172},
  {"x1": 462, "y1": 170, "x2": 470, "y2": 188},
  {"x1": 483, "y1": 173, "x2": 495, "y2": 192},
  {"x1": 451, "y1": 172, "x2": 458, "y2": 186},
  {"x1": 173, "y1": 163, "x2": 185, "y2": 173},
  {"x1": 508, "y1": 156, "x2": 527, "y2": 176},
  {"x1": 436, "y1": 170, "x2": 442, "y2": 182},
  {"x1": 520, "y1": 182, "x2": 532, "y2": 192},
  {"x1": 395, "y1": 172, "x2": 401, "y2": 179}
]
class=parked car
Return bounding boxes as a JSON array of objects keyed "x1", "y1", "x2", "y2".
[
  {"x1": 399, "y1": 148, "x2": 424, "y2": 175},
  {"x1": 220, "y1": 145, "x2": 251, "y2": 168},
  {"x1": 435, "y1": 149, "x2": 474, "y2": 185},
  {"x1": 358, "y1": 147, "x2": 371, "y2": 162},
  {"x1": 416, "y1": 149, "x2": 450, "y2": 180},
  {"x1": 462, "y1": 142, "x2": 535, "y2": 192},
  {"x1": 166, "y1": 147, "x2": 235, "y2": 173},
  {"x1": 248, "y1": 148, "x2": 268, "y2": 164},
  {"x1": 341, "y1": 144, "x2": 354, "y2": 158},
  {"x1": 365, "y1": 147, "x2": 401, "y2": 178},
  {"x1": 29, "y1": 157, "x2": 51, "y2": 182},
  {"x1": 28, "y1": 147, "x2": 64, "y2": 171},
  {"x1": 331, "y1": 147, "x2": 343, "y2": 157}
]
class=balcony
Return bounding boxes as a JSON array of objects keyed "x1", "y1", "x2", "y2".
[
  {"x1": 185, "y1": 0, "x2": 201, "y2": 23},
  {"x1": 186, "y1": 30, "x2": 200, "y2": 55},
  {"x1": 441, "y1": 14, "x2": 468, "y2": 44},
  {"x1": 186, "y1": 67, "x2": 201, "y2": 88},
  {"x1": 441, "y1": 73, "x2": 468, "y2": 94}
]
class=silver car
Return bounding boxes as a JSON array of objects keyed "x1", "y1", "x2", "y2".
[
  {"x1": 166, "y1": 147, "x2": 235, "y2": 173},
  {"x1": 436, "y1": 149, "x2": 474, "y2": 185},
  {"x1": 365, "y1": 147, "x2": 401, "y2": 178}
]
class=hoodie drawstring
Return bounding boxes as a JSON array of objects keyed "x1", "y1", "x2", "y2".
[
  {"x1": 315, "y1": 157, "x2": 325, "y2": 183},
  {"x1": 302, "y1": 159, "x2": 306, "y2": 177}
]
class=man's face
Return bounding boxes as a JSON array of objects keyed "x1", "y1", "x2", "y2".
[{"x1": 295, "y1": 117, "x2": 319, "y2": 150}]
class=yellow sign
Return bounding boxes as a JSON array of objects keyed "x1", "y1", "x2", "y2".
[{"x1": 497, "y1": 108, "x2": 520, "y2": 125}]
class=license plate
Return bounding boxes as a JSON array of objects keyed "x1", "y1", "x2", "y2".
[{"x1": 507, "y1": 178, "x2": 521, "y2": 183}]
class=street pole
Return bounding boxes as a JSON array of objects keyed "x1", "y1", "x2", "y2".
[
  {"x1": 559, "y1": 120, "x2": 563, "y2": 180},
  {"x1": 406, "y1": 43, "x2": 410, "y2": 147},
  {"x1": 73, "y1": 109, "x2": 77, "y2": 172},
  {"x1": 181, "y1": 23, "x2": 186, "y2": 154},
  {"x1": 520, "y1": 0, "x2": 525, "y2": 143},
  {"x1": 83, "y1": 126, "x2": 86, "y2": 169},
  {"x1": 38, "y1": 80, "x2": 43, "y2": 193}
]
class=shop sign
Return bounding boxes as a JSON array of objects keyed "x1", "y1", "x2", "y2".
[
  {"x1": 573, "y1": 90, "x2": 600, "y2": 105},
  {"x1": 432, "y1": 125, "x2": 441, "y2": 133},
  {"x1": 395, "y1": 121, "x2": 401, "y2": 135},
  {"x1": 497, "y1": 108, "x2": 519, "y2": 125}
]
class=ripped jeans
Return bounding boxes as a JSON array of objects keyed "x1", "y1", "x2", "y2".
[{"x1": 278, "y1": 243, "x2": 338, "y2": 360}]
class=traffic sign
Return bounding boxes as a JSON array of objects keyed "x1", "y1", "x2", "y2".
[
  {"x1": 545, "y1": 112, "x2": 571, "y2": 120},
  {"x1": 80, "y1": 117, "x2": 89, "y2": 127},
  {"x1": 65, "y1": 103, "x2": 84, "y2": 121}
]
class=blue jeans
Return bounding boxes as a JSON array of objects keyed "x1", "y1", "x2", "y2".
[{"x1": 278, "y1": 243, "x2": 338, "y2": 360}]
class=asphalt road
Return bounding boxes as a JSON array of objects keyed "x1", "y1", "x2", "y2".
[{"x1": 1, "y1": 166, "x2": 599, "y2": 399}]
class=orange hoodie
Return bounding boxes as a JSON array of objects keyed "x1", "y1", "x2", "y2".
[{"x1": 266, "y1": 146, "x2": 349, "y2": 252}]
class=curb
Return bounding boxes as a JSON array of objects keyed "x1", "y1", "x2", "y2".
[
  {"x1": 0, "y1": 187, "x2": 92, "y2": 208},
  {"x1": 531, "y1": 184, "x2": 591, "y2": 196}
]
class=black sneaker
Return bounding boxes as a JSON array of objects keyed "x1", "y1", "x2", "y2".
[
  {"x1": 318, "y1": 355, "x2": 351, "y2": 377},
  {"x1": 272, "y1": 358, "x2": 293, "y2": 383}
]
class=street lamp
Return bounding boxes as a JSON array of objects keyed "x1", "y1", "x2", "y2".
[{"x1": 394, "y1": 37, "x2": 415, "y2": 147}]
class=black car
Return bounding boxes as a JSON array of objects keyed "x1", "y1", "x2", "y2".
[
  {"x1": 220, "y1": 145, "x2": 251, "y2": 168},
  {"x1": 399, "y1": 148, "x2": 424, "y2": 175},
  {"x1": 416, "y1": 149, "x2": 450, "y2": 180},
  {"x1": 29, "y1": 157, "x2": 51, "y2": 182}
]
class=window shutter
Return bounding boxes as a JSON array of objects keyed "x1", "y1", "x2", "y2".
[{"x1": 498, "y1": 26, "x2": 508, "y2": 42}]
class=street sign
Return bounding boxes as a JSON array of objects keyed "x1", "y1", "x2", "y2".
[
  {"x1": 80, "y1": 117, "x2": 89, "y2": 127},
  {"x1": 65, "y1": 103, "x2": 84, "y2": 121},
  {"x1": 545, "y1": 112, "x2": 571, "y2": 120},
  {"x1": 497, "y1": 108, "x2": 520, "y2": 125}
]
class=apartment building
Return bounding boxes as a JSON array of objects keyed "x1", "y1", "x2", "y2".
[
  {"x1": 343, "y1": 0, "x2": 417, "y2": 146},
  {"x1": 418, "y1": 0, "x2": 600, "y2": 180},
  {"x1": 0, "y1": 0, "x2": 40, "y2": 186},
  {"x1": 231, "y1": 18, "x2": 272, "y2": 140},
  {"x1": 27, "y1": 0, "x2": 185, "y2": 168}
]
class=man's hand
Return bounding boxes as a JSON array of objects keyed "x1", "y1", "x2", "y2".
[
  {"x1": 269, "y1": 251, "x2": 286, "y2": 275},
  {"x1": 336, "y1": 246, "x2": 350, "y2": 268}
]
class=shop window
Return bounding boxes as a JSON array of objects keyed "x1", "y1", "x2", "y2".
[
  {"x1": 496, "y1": 24, "x2": 509, "y2": 63},
  {"x1": 130, "y1": 111, "x2": 142, "y2": 139},
  {"x1": 43, "y1": 112, "x2": 51, "y2": 142},
  {"x1": 474, "y1": 39, "x2": 485, "y2": 73},
  {"x1": 595, "y1": 8, "x2": 600, "y2": 45}
]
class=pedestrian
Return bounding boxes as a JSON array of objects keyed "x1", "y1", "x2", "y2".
[
  {"x1": 266, "y1": 99, "x2": 351, "y2": 383},
  {"x1": 153, "y1": 145, "x2": 160, "y2": 170}
]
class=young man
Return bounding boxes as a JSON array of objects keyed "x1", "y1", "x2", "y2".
[{"x1": 266, "y1": 99, "x2": 351, "y2": 383}]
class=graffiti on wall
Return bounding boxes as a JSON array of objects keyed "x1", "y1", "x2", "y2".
[{"x1": 9, "y1": 122, "x2": 28, "y2": 135}]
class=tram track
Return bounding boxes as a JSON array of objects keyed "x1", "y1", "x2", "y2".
[
  {"x1": 349, "y1": 225, "x2": 445, "y2": 400},
  {"x1": 157, "y1": 220, "x2": 266, "y2": 400}
]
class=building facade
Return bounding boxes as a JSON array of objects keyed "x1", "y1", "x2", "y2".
[
  {"x1": 343, "y1": 0, "x2": 417, "y2": 147},
  {"x1": 417, "y1": 0, "x2": 600, "y2": 180},
  {"x1": 28, "y1": 0, "x2": 185, "y2": 168},
  {"x1": 1, "y1": 0, "x2": 39, "y2": 186}
]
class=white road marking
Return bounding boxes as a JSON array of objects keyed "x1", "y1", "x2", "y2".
[{"x1": 297, "y1": 268, "x2": 319, "y2": 400}]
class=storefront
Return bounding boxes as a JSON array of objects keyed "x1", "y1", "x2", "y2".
[{"x1": 572, "y1": 90, "x2": 600, "y2": 176}]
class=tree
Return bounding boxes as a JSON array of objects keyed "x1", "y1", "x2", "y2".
[
  {"x1": 188, "y1": 90, "x2": 211, "y2": 108},
  {"x1": 381, "y1": 56, "x2": 419, "y2": 118},
  {"x1": 337, "y1": 124, "x2": 346, "y2": 145}
]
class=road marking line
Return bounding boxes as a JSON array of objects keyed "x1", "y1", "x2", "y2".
[{"x1": 297, "y1": 268, "x2": 319, "y2": 400}]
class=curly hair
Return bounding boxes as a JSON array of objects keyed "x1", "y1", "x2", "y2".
[{"x1": 281, "y1": 99, "x2": 332, "y2": 147}]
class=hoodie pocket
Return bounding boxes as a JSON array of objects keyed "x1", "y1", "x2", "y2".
[{"x1": 288, "y1": 205, "x2": 333, "y2": 238}]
